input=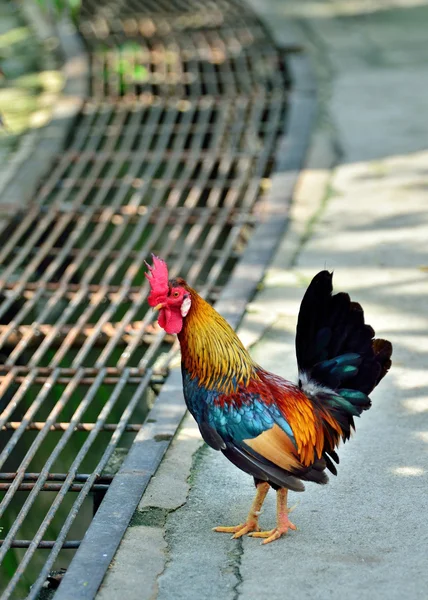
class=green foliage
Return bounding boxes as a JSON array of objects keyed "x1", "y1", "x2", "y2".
[{"x1": 35, "y1": 0, "x2": 81, "y2": 18}]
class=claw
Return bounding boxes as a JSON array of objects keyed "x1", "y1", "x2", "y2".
[
  {"x1": 213, "y1": 521, "x2": 261, "y2": 538},
  {"x1": 249, "y1": 519, "x2": 296, "y2": 544}
]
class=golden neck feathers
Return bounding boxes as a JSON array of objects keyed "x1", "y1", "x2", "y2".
[{"x1": 178, "y1": 288, "x2": 257, "y2": 393}]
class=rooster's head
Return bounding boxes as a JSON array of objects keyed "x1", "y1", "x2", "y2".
[{"x1": 145, "y1": 255, "x2": 191, "y2": 334}]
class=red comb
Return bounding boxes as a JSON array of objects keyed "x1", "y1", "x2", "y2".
[{"x1": 145, "y1": 255, "x2": 169, "y2": 306}]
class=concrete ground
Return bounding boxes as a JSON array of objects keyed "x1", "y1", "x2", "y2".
[{"x1": 98, "y1": 1, "x2": 428, "y2": 598}]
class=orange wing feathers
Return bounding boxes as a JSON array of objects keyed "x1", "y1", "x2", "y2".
[
  {"x1": 257, "y1": 372, "x2": 343, "y2": 468},
  {"x1": 244, "y1": 424, "x2": 302, "y2": 472},
  {"x1": 284, "y1": 396, "x2": 343, "y2": 466}
]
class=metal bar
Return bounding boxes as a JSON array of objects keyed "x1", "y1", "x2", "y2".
[
  {"x1": 0, "y1": 473, "x2": 114, "y2": 482},
  {"x1": 0, "y1": 376, "x2": 149, "y2": 384},
  {"x1": 0, "y1": 366, "x2": 145, "y2": 375},
  {"x1": 0, "y1": 369, "x2": 32, "y2": 429},
  {"x1": 1, "y1": 422, "x2": 142, "y2": 432},
  {"x1": 0, "y1": 273, "x2": 228, "y2": 291},
  {"x1": 0, "y1": 483, "x2": 110, "y2": 492},
  {"x1": 0, "y1": 322, "x2": 174, "y2": 348},
  {"x1": 0, "y1": 540, "x2": 80, "y2": 549}
]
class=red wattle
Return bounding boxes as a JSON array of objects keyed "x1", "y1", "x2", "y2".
[{"x1": 158, "y1": 307, "x2": 183, "y2": 334}]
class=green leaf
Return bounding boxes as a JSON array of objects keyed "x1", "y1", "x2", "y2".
[
  {"x1": 35, "y1": 0, "x2": 82, "y2": 18},
  {"x1": 133, "y1": 65, "x2": 148, "y2": 81}
]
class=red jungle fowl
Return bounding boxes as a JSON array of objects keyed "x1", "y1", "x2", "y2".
[{"x1": 145, "y1": 256, "x2": 392, "y2": 544}]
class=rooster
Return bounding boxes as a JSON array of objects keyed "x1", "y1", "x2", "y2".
[{"x1": 145, "y1": 256, "x2": 392, "y2": 544}]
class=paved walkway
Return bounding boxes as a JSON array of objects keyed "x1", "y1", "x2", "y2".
[{"x1": 98, "y1": 1, "x2": 428, "y2": 598}]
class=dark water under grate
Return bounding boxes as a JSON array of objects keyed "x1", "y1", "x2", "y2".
[{"x1": 0, "y1": 0, "x2": 291, "y2": 597}]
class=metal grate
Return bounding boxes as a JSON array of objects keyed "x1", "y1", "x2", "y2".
[{"x1": 0, "y1": 0, "x2": 292, "y2": 597}]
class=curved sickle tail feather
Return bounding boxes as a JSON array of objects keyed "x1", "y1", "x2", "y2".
[{"x1": 296, "y1": 271, "x2": 392, "y2": 472}]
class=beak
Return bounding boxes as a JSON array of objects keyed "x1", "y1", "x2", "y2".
[{"x1": 153, "y1": 303, "x2": 164, "y2": 312}]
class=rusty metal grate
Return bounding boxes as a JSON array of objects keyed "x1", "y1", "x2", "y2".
[{"x1": 0, "y1": 0, "x2": 295, "y2": 597}]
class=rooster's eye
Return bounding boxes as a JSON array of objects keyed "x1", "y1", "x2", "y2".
[{"x1": 172, "y1": 291, "x2": 180, "y2": 298}]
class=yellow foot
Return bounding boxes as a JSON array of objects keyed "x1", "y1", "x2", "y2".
[
  {"x1": 213, "y1": 521, "x2": 260, "y2": 539},
  {"x1": 249, "y1": 520, "x2": 296, "y2": 545}
]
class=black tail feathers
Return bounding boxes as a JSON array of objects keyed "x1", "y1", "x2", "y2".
[{"x1": 296, "y1": 270, "x2": 392, "y2": 399}]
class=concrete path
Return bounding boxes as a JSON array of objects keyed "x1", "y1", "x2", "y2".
[{"x1": 98, "y1": 1, "x2": 428, "y2": 598}]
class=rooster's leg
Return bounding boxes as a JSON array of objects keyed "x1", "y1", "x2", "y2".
[
  {"x1": 249, "y1": 487, "x2": 296, "y2": 544},
  {"x1": 213, "y1": 481, "x2": 270, "y2": 539}
]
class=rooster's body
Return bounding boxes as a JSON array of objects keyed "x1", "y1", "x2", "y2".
[{"x1": 146, "y1": 258, "x2": 392, "y2": 543}]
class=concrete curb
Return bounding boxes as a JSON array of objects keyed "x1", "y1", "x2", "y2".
[{"x1": 0, "y1": 2, "x2": 89, "y2": 209}]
